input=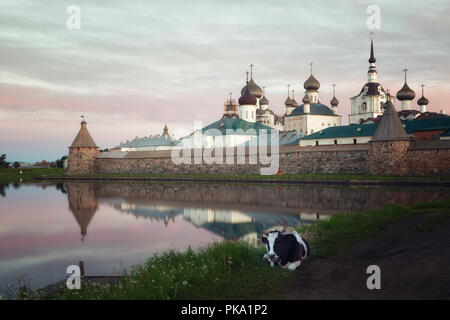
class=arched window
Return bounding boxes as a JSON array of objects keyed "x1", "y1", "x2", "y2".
[{"x1": 361, "y1": 102, "x2": 367, "y2": 112}]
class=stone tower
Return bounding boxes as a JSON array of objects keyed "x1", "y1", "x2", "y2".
[
  {"x1": 368, "y1": 98, "x2": 411, "y2": 175},
  {"x1": 67, "y1": 119, "x2": 99, "y2": 175}
]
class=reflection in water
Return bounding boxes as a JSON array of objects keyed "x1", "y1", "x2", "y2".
[
  {"x1": 67, "y1": 183, "x2": 98, "y2": 242},
  {"x1": 0, "y1": 181, "x2": 449, "y2": 290}
]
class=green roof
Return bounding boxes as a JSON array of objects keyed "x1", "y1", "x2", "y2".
[
  {"x1": 300, "y1": 117, "x2": 450, "y2": 140},
  {"x1": 300, "y1": 123, "x2": 377, "y2": 140},
  {"x1": 441, "y1": 129, "x2": 450, "y2": 137},
  {"x1": 288, "y1": 103, "x2": 337, "y2": 116},
  {"x1": 201, "y1": 117, "x2": 275, "y2": 136}
]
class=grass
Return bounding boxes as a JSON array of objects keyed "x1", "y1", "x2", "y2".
[
  {"x1": 36, "y1": 242, "x2": 288, "y2": 300},
  {"x1": 297, "y1": 199, "x2": 450, "y2": 259},
  {"x1": 0, "y1": 168, "x2": 64, "y2": 184},
  {"x1": 7, "y1": 199, "x2": 450, "y2": 300},
  {"x1": 42, "y1": 171, "x2": 450, "y2": 183}
]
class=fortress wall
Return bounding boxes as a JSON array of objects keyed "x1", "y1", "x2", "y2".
[{"x1": 92, "y1": 142, "x2": 450, "y2": 176}]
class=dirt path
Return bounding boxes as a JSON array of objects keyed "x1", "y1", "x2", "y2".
[{"x1": 282, "y1": 214, "x2": 450, "y2": 300}]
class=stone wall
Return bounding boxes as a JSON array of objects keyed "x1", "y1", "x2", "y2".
[
  {"x1": 67, "y1": 147, "x2": 99, "y2": 175},
  {"x1": 90, "y1": 141, "x2": 450, "y2": 176}
]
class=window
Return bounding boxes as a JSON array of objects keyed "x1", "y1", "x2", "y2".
[
  {"x1": 361, "y1": 102, "x2": 367, "y2": 112},
  {"x1": 353, "y1": 139, "x2": 357, "y2": 144},
  {"x1": 334, "y1": 140, "x2": 337, "y2": 145},
  {"x1": 315, "y1": 141, "x2": 319, "y2": 146}
]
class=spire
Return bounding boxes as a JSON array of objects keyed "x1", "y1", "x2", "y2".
[
  {"x1": 163, "y1": 124, "x2": 169, "y2": 136},
  {"x1": 372, "y1": 95, "x2": 409, "y2": 141},
  {"x1": 369, "y1": 32, "x2": 376, "y2": 63},
  {"x1": 250, "y1": 64, "x2": 253, "y2": 79}
]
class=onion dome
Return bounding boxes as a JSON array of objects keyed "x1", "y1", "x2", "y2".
[
  {"x1": 417, "y1": 95, "x2": 429, "y2": 106},
  {"x1": 417, "y1": 84, "x2": 429, "y2": 106},
  {"x1": 330, "y1": 96, "x2": 339, "y2": 106},
  {"x1": 241, "y1": 79, "x2": 263, "y2": 99},
  {"x1": 396, "y1": 69, "x2": 415, "y2": 101},
  {"x1": 285, "y1": 96, "x2": 293, "y2": 106},
  {"x1": 396, "y1": 82, "x2": 415, "y2": 101},
  {"x1": 330, "y1": 84, "x2": 339, "y2": 106},
  {"x1": 259, "y1": 95, "x2": 269, "y2": 105},
  {"x1": 303, "y1": 74, "x2": 320, "y2": 91},
  {"x1": 290, "y1": 89, "x2": 298, "y2": 107},
  {"x1": 302, "y1": 94, "x2": 311, "y2": 104},
  {"x1": 238, "y1": 86, "x2": 257, "y2": 105}
]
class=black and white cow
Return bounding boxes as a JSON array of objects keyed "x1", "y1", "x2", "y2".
[{"x1": 261, "y1": 230, "x2": 310, "y2": 270}]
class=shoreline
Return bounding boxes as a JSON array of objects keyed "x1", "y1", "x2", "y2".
[
  {"x1": 35, "y1": 175, "x2": 450, "y2": 187},
  {"x1": 8, "y1": 199, "x2": 449, "y2": 300}
]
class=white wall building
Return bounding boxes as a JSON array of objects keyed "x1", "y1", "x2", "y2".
[{"x1": 349, "y1": 36, "x2": 390, "y2": 124}]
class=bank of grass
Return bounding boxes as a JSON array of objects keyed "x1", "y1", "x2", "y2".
[
  {"x1": 38, "y1": 242, "x2": 288, "y2": 300},
  {"x1": 0, "y1": 168, "x2": 64, "y2": 184},
  {"x1": 43, "y1": 171, "x2": 450, "y2": 183},
  {"x1": 297, "y1": 199, "x2": 450, "y2": 260}
]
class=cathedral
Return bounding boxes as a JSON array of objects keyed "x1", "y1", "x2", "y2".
[{"x1": 222, "y1": 64, "x2": 342, "y2": 135}]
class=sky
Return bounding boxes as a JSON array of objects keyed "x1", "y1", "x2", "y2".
[{"x1": 0, "y1": 0, "x2": 449, "y2": 162}]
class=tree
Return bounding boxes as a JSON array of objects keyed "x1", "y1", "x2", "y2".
[
  {"x1": 0, "y1": 154, "x2": 9, "y2": 168},
  {"x1": 56, "y1": 155, "x2": 68, "y2": 169},
  {"x1": 13, "y1": 161, "x2": 20, "y2": 169}
]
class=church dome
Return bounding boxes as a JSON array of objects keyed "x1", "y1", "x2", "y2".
[
  {"x1": 259, "y1": 95, "x2": 269, "y2": 105},
  {"x1": 241, "y1": 78, "x2": 263, "y2": 99},
  {"x1": 330, "y1": 96, "x2": 339, "y2": 106},
  {"x1": 284, "y1": 96, "x2": 293, "y2": 106},
  {"x1": 303, "y1": 74, "x2": 320, "y2": 91},
  {"x1": 291, "y1": 98, "x2": 299, "y2": 107},
  {"x1": 238, "y1": 87, "x2": 257, "y2": 105},
  {"x1": 417, "y1": 95, "x2": 429, "y2": 106},
  {"x1": 302, "y1": 94, "x2": 311, "y2": 104},
  {"x1": 396, "y1": 82, "x2": 415, "y2": 101}
]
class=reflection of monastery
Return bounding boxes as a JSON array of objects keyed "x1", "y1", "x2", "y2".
[
  {"x1": 105, "y1": 199, "x2": 317, "y2": 243},
  {"x1": 64, "y1": 182, "x2": 450, "y2": 242}
]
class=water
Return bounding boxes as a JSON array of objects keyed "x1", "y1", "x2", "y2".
[{"x1": 0, "y1": 181, "x2": 449, "y2": 290}]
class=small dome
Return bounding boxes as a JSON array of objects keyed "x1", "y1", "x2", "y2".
[
  {"x1": 285, "y1": 96, "x2": 293, "y2": 106},
  {"x1": 303, "y1": 74, "x2": 320, "y2": 91},
  {"x1": 417, "y1": 95, "x2": 429, "y2": 106},
  {"x1": 302, "y1": 94, "x2": 311, "y2": 104},
  {"x1": 291, "y1": 98, "x2": 299, "y2": 107},
  {"x1": 238, "y1": 87, "x2": 257, "y2": 105},
  {"x1": 330, "y1": 96, "x2": 339, "y2": 106},
  {"x1": 259, "y1": 95, "x2": 269, "y2": 105},
  {"x1": 241, "y1": 78, "x2": 263, "y2": 98},
  {"x1": 396, "y1": 82, "x2": 415, "y2": 101}
]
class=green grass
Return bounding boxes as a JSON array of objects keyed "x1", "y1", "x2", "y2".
[
  {"x1": 39, "y1": 242, "x2": 288, "y2": 300},
  {"x1": 297, "y1": 199, "x2": 450, "y2": 259},
  {"x1": 0, "y1": 168, "x2": 64, "y2": 184},
  {"x1": 44, "y1": 171, "x2": 450, "y2": 182},
  {"x1": 10, "y1": 199, "x2": 450, "y2": 300}
]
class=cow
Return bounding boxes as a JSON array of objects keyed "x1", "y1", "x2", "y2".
[{"x1": 261, "y1": 230, "x2": 310, "y2": 271}]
